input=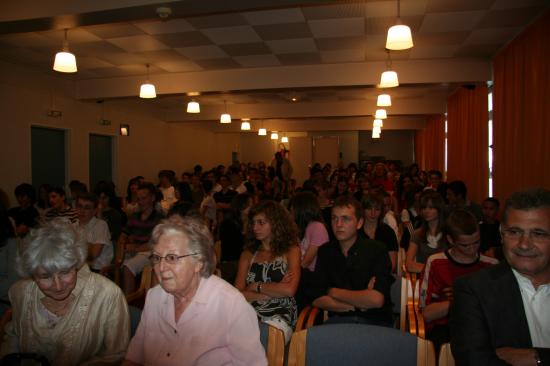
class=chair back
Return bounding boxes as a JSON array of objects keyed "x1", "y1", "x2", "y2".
[
  {"x1": 288, "y1": 324, "x2": 435, "y2": 366},
  {"x1": 0, "y1": 353, "x2": 50, "y2": 365},
  {"x1": 258, "y1": 321, "x2": 285, "y2": 366},
  {"x1": 438, "y1": 343, "x2": 455, "y2": 366}
]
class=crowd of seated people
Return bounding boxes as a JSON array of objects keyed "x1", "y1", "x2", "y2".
[{"x1": 0, "y1": 156, "x2": 547, "y2": 366}]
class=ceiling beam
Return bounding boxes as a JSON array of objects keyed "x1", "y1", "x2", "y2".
[{"x1": 76, "y1": 58, "x2": 490, "y2": 100}]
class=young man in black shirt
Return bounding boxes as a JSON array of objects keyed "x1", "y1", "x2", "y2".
[{"x1": 310, "y1": 195, "x2": 394, "y2": 326}]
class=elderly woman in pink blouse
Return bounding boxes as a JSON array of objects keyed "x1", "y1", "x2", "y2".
[{"x1": 123, "y1": 215, "x2": 266, "y2": 366}]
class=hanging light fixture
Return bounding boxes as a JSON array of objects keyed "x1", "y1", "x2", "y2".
[
  {"x1": 139, "y1": 64, "x2": 156, "y2": 98},
  {"x1": 375, "y1": 109, "x2": 388, "y2": 119},
  {"x1": 281, "y1": 136, "x2": 289, "y2": 143},
  {"x1": 241, "y1": 119, "x2": 251, "y2": 130},
  {"x1": 53, "y1": 29, "x2": 77, "y2": 73},
  {"x1": 379, "y1": 50, "x2": 399, "y2": 88},
  {"x1": 187, "y1": 99, "x2": 200, "y2": 113},
  {"x1": 386, "y1": 0, "x2": 413, "y2": 50},
  {"x1": 372, "y1": 130, "x2": 381, "y2": 139},
  {"x1": 373, "y1": 126, "x2": 382, "y2": 134},
  {"x1": 258, "y1": 128, "x2": 267, "y2": 136},
  {"x1": 220, "y1": 100, "x2": 231, "y2": 123},
  {"x1": 373, "y1": 119, "x2": 384, "y2": 128},
  {"x1": 377, "y1": 94, "x2": 392, "y2": 107},
  {"x1": 270, "y1": 131, "x2": 279, "y2": 140}
]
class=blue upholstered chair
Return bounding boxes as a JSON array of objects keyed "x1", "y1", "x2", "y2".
[
  {"x1": 259, "y1": 321, "x2": 285, "y2": 366},
  {"x1": 287, "y1": 323, "x2": 435, "y2": 366}
]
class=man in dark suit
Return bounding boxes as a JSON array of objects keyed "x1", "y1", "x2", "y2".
[{"x1": 450, "y1": 188, "x2": 550, "y2": 365}]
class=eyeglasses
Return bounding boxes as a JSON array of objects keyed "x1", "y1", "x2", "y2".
[
  {"x1": 149, "y1": 253, "x2": 198, "y2": 265},
  {"x1": 34, "y1": 268, "x2": 76, "y2": 286},
  {"x1": 501, "y1": 227, "x2": 550, "y2": 243}
]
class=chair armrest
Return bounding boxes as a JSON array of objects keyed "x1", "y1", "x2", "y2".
[{"x1": 296, "y1": 305, "x2": 312, "y2": 332}]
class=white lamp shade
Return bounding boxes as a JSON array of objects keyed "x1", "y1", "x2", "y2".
[
  {"x1": 241, "y1": 121, "x2": 251, "y2": 130},
  {"x1": 53, "y1": 51, "x2": 77, "y2": 73},
  {"x1": 187, "y1": 101, "x2": 200, "y2": 113},
  {"x1": 372, "y1": 130, "x2": 381, "y2": 139},
  {"x1": 377, "y1": 94, "x2": 392, "y2": 107},
  {"x1": 258, "y1": 128, "x2": 267, "y2": 136},
  {"x1": 220, "y1": 113, "x2": 231, "y2": 123},
  {"x1": 373, "y1": 126, "x2": 382, "y2": 134},
  {"x1": 386, "y1": 24, "x2": 413, "y2": 50},
  {"x1": 139, "y1": 83, "x2": 156, "y2": 98},
  {"x1": 375, "y1": 109, "x2": 388, "y2": 119},
  {"x1": 373, "y1": 119, "x2": 384, "y2": 128},
  {"x1": 379, "y1": 70, "x2": 399, "y2": 88},
  {"x1": 281, "y1": 136, "x2": 289, "y2": 143},
  {"x1": 270, "y1": 132, "x2": 279, "y2": 140}
]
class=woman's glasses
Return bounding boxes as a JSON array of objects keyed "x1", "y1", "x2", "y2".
[{"x1": 149, "y1": 253, "x2": 198, "y2": 265}]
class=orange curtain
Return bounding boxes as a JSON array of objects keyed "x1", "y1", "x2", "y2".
[
  {"x1": 414, "y1": 114, "x2": 445, "y2": 173},
  {"x1": 446, "y1": 86, "x2": 489, "y2": 205},
  {"x1": 493, "y1": 10, "x2": 550, "y2": 202}
]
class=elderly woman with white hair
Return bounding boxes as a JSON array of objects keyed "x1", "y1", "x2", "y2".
[
  {"x1": 0, "y1": 220, "x2": 130, "y2": 365},
  {"x1": 123, "y1": 215, "x2": 267, "y2": 366}
]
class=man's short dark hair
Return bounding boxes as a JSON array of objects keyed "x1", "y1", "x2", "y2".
[
  {"x1": 333, "y1": 195, "x2": 363, "y2": 221},
  {"x1": 483, "y1": 197, "x2": 500, "y2": 208},
  {"x1": 14, "y1": 183, "x2": 36, "y2": 203},
  {"x1": 428, "y1": 170, "x2": 443, "y2": 178},
  {"x1": 77, "y1": 192, "x2": 99, "y2": 207},
  {"x1": 47, "y1": 186, "x2": 66, "y2": 196},
  {"x1": 202, "y1": 179, "x2": 213, "y2": 194},
  {"x1": 448, "y1": 180, "x2": 467, "y2": 199},
  {"x1": 137, "y1": 182, "x2": 157, "y2": 198},
  {"x1": 502, "y1": 188, "x2": 550, "y2": 225},
  {"x1": 446, "y1": 209, "x2": 479, "y2": 241}
]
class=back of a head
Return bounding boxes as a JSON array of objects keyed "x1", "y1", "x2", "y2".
[
  {"x1": 502, "y1": 188, "x2": 550, "y2": 225},
  {"x1": 14, "y1": 183, "x2": 36, "y2": 204},
  {"x1": 446, "y1": 209, "x2": 479, "y2": 241},
  {"x1": 361, "y1": 192, "x2": 384, "y2": 211},
  {"x1": 420, "y1": 190, "x2": 445, "y2": 212},
  {"x1": 448, "y1": 180, "x2": 467, "y2": 199},
  {"x1": 290, "y1": 191, "x2": 323, "y2": 234}
]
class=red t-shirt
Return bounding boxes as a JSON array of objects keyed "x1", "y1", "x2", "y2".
[{"x1": 420, "y1": 250, "x2": 498, "y2": 328}]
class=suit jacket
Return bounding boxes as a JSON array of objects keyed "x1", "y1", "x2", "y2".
[{"x1": 450, "y1": 262, "x2": 549, "y2": 365}]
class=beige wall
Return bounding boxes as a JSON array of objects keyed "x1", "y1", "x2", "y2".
[{"x1": 358, "y1": 130, "x2": 415, "y2": 166}]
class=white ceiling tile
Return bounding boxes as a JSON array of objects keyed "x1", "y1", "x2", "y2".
[
  {"x1": 320, "y1": 49, "x2": 365, "y2": 63},
  {"x1": 308, "y1": 18, "x2": 365, "y2": 38},
  {"x1": 0, "y1": 32, "x2": 58, "y2": 48},
  {"x1": 234, "y1": 54, "x2": 280, "y2": 67},
  {"x1": 76, "y1": 56, "x2": 115, "y2": 69},
  {"x1": 97, "y1": 52, "x2": 148, "y2": 66},
  {"x1": 134, "y1": 19, "x2": 195, "y2": 35},
  {"x1": 464, "y1": 27, "x2": 520, "y2": 44},
  {"x1": 202, "y1": 26, "x2": 262, "y2": 45},
  {"x1": 175, "y1": 45, "x2": 228, "y2": 60},
  {"x1": 106, "y1": 35, "x2": 170, "y2": 52},
  {"x1": 40, "y1": 28, "x2": 102, "y2": 43},
  {"x1": 266, "y1": 38, "x2": 317, "y2": 54},
  {"x1": 408, "y1": 45, "x2": 458, "y2": 58},
  {"x1": 365, "y1": 1, "x2": 396, "y2": 18},
  {"x1": 420, "y1": 11, "x2": 485, "y2": 33},
  {"x1": 155, "y1": 60, "x2": 203, "y2": 72},
  {"x1": 243, "y1": 8, "x2": 305, "y2": 25}
]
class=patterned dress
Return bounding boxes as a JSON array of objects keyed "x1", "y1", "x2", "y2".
[{"x1": 246, "y1": 252, "x2": 297, "y2": 342}]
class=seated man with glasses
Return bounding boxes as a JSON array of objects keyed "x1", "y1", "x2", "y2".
[
  {"x1": 451, "y1": 188, "x2": 550, "y2": 366},
  {"x1": 419, "y1": 209, "x2": 498, "y2": 353}
]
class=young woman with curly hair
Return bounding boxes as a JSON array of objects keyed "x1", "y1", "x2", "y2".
[{"x1": 234, "y1": 200, "x2": 300, "y2": 343}]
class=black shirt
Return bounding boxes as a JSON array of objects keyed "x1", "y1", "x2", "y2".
[
  {"x1": 360, "y1": 223, "x2": 398, "y2": 252},
  {"x1": 311, "y1": 235, "x2": 394, "y2": 325},
  {"x1": 218, "y1": 218, "x2": 245, "y2": 262},
  {"x1": 7, "y1": 205, "x2": 39, "y2": 229}
]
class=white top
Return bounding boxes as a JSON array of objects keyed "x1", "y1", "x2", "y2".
[
  {"x1": 383, "y1": 211, "x2": 399, "y2": 239},
  {"x1": 512, "y1": 269, "x2": 550, "y2": 348},
  {"x1": 126, "y1": 275, "x2": 267, "y2": 366},
  {"x1": 81, "y1": 217, "x2": 112, "y2": 270}
]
